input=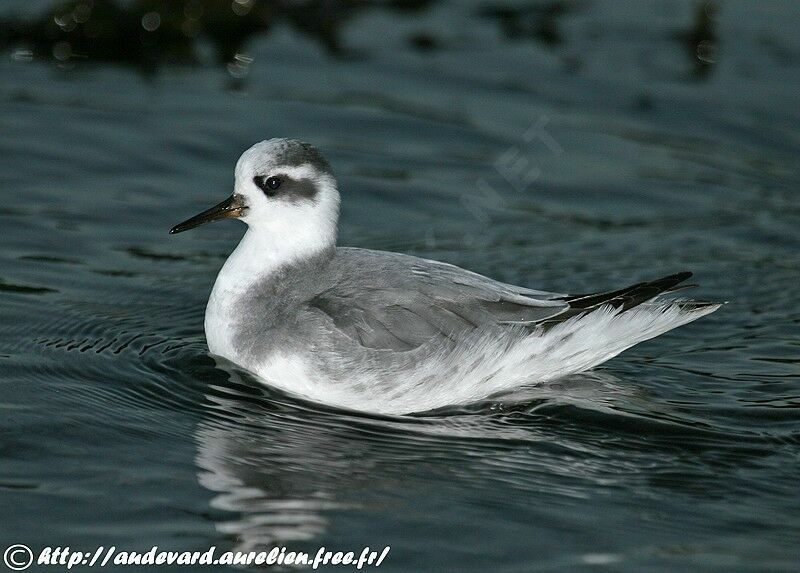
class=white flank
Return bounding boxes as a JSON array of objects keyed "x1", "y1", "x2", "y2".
[{"x1": 247, "y1": 302, "x2": 720, "y2": 415}]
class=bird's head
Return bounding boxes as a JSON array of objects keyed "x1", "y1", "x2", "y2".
[{"x1": 170, "y1": 138, "x2": 340, "y2": 255}]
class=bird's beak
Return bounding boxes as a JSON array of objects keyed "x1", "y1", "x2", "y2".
[{"x1": 169, "y1": 194, "x2": 246, "y2": 234}]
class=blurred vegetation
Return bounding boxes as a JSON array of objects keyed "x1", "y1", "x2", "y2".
[
  {"x1": 0, "y1": 0, "x2": 434, "y2": 71},
  {"x1": 1, "y1": 0, "x2": 719, "y2": 81}
]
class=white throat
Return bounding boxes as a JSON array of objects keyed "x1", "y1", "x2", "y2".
[{"x1": 217, "y1": 223, "x2": 333, "y2": 294}]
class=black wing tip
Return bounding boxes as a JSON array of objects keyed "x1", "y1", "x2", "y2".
[{"x1": 561, "y1": 271, "x2": 698, "y2": 312}]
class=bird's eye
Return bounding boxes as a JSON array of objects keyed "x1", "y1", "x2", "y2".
[{"x1": 254, "y1": 175, "x2": 282, "y2": 195}]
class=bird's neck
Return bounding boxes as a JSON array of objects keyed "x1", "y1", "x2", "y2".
[
  {"x1": 213, "y1": 224, "x2": 335, "y2": 298},
  {"x1": 204, "y1": 225, "x2": 335, "y2": 357}
]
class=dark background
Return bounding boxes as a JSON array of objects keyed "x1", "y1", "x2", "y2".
[{"x1": 1, "y1": 1, "x2": 799, "y2": 571}]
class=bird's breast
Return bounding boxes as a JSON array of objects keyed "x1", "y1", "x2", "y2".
[{"x1": 204, "y1": 284, "x2": 240, "y2": 360}]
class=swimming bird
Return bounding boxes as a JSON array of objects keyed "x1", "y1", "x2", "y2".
[{"x1": 170, "y1": 138, "x2": 720, "y2": 414}]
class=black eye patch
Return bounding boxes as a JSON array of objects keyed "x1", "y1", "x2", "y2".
[{"x1": 253, "y1": 174, "x2": 318, "y2": 203}]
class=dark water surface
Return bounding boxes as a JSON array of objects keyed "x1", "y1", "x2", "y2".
[{"x1": 2, "y1": 1, "x2": 799, "y2": 571}]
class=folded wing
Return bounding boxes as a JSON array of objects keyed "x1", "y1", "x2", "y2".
[
  {"x1": 310, "y1": 249, "x2": 702, "y2": 353},
  {"x1": 309, "y1": 248, "x2": 569, "y2": 351}
]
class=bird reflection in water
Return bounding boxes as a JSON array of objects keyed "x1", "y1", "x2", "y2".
[{"x1": 193, "y1": 361, "x2": 650, "y2": 554}]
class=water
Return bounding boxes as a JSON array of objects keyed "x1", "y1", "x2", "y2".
[{"x1": 1, "y1": 1, "x2": 799, "y2": 571}]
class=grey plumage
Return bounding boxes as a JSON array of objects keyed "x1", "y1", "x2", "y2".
[
  {"x1": 254, "y1": 139, "x2": 332, "y2": 175},
  {"x1": 310, "y1": 249, "x2": 569, "y2": 351},
  {"x1": 226, "y1": 247, "x2": 699, "y2": 359}
]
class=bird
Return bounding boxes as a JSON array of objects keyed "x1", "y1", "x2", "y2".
[{"x1": 170, "y1": 138, "x2": 721, "y2": 415}]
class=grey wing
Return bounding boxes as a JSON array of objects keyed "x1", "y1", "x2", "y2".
[{"x1": 308, "y1": 248, "x2": 569, "y2": 351}]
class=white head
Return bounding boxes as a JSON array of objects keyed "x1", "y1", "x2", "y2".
[{"x1": 170, "y1": 139, "x2": 340, "y2": 263}]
